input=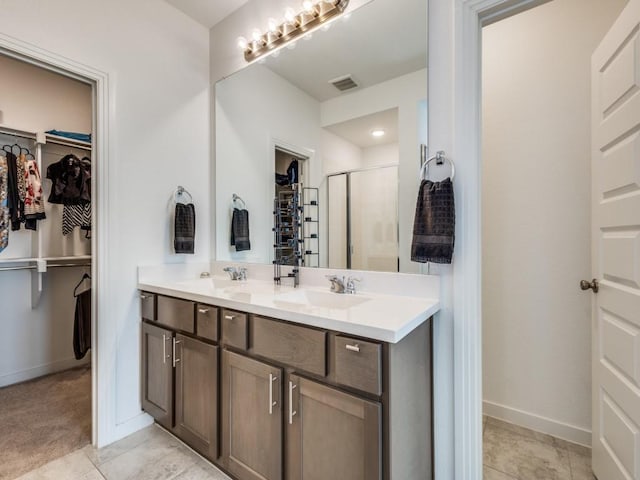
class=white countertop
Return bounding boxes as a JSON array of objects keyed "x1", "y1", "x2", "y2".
[{"x1": 138, "y1": 273, "x2": 440, "y2": 344}]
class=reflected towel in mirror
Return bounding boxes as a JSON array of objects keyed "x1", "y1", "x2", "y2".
[{"x1": 231, "y1": 208, "x2": 251, "y2": 252}]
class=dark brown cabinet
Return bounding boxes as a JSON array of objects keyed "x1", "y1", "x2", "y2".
[
  {"x1": 141, "y1": 321, "x2": 173, "y2": 429},
  {"x1": 142, "y1": 292, "x2": 433, "y2": 480},
  {"x1": 286, "y1": 374, "x2": 381, "y2": 480},
  {"x1": 174, "y1": 334, "x2": 218, "y2": 461},
  {"x1": 221, "y1": 349, "x2": 283, "y2": 480},
  {"x1": 141, "y1": 300, "x2": 219, "y2": 461}
]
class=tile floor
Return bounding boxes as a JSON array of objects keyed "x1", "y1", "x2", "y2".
[
  {"x1": 484, "y1": 416, "x2": 594, "y2": 480},
  {"x1": 15, "y1": 416, "x2": 594, "y2": 480},
  {"x1": 15, "y1": 424, "x2": 231, "y2": 480}
]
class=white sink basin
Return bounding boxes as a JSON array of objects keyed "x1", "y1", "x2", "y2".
[
  {"x1": 275, "y1": 290, "x2": 371, "y2": 310},
  {"x1": 223, "y1": 283, "x2": 282, "y2": 295},
  {"x1": 175, "y1": 277, "x2": 236, "y2": 290}
]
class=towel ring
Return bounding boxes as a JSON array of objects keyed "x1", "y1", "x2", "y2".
[
  {"x1": 232, "y1": 193, "x2": 247, "y2": 209},
  {"x1": 175, "y1": 185, "x2": 193, "y2": 204},
  {"x1": 421, "y1": 150, "x2": 455, "y2": 181}
]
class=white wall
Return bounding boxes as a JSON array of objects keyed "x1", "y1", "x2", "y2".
[
  {"x1": 0, "y1": 0, "x2": 210, "y2": 446},
  {"x1": 0, "y1": 55, "x2": 93, "y2": 386},
  {"x1": 482, "y1": 0, "x2": 627, "y2": 445}
]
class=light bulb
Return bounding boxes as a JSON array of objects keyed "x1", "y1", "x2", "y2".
[
  {"x1": 252, "y1": 29, "x2": 263, "y2": 42},
  {"x1": 287, "y1": 41, "x2": 297, "y2": 50},
  {"x1": 272, "y1": 50, "x2": 281, "y2": 58},
  {"x1": 237, "y1": 36, "x2": 248, "y2": 50},
  {"x1": 303, "y1": 33, "x2": 313, "y2": 41},
  {"x1": 322, "y1": 23, "x2": 332, "y2": 32},
  {"x1": 303, "y1": 1, "x2": 315, "y2": 13},
  {"x1": 371, "y1": 129, "x2": 386, "y2": 138},
  {"x1": 284, "y1": 7, "x2": 297, "y2": 23},
  {"x1": 268, "y1": 17, "x2": 279, "y2": 33}
]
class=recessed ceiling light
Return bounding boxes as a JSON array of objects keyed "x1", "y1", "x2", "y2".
[{"x1": 371, "y1": 129, "x2": 386, "y2": 138}]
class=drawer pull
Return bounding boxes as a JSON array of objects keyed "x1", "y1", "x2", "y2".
[
  {"x1": 162, "y1": 334, "x2": 167, "y2": 364},
  {"x1": 289, "y1": 381, "x2": 298, "y2": 424},
  {"x1": 269, "y1": 374, "x2": 278, "y2": 415},
  {"x1": 345, "y1": 344, "x2": 360, "y2": 353},
  {"x1": 198, "y1": 308, "x2": 210, "y2": 314},
  {"x1": 224, "y1": 314, "x2": 236, "y2": 320}
]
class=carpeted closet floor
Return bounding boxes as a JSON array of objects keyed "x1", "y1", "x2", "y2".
[{"x1": 0, "y1": 366, "x2": 91, "y2": 480}]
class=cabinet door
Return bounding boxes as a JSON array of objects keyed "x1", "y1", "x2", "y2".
[
  {"x1": 174, "y1": 334, "x2": 218, "y2": 461},
  {"x1": 221, "y1": 350, "x2": 282, "y2": 480},
  {"x1": 141, "y1": 322, "x2": 173, "y2": 429},
  {"x1": 286, "y1": 374, "x2": 382, "y2": 480}
]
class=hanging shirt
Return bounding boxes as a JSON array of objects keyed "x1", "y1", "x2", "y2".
[
  {"x1": 6, "y1": 151, "x2": 24, "y2": 231},
  {"x1": 24, "y1": 159, "x2": 46, "y2": 230},
  {"x1": 46, "y1": 154, "x2": 91, "y2": 205},
  {"x1": 0, "y1": 156, "x2": 8, "y2": 252}
]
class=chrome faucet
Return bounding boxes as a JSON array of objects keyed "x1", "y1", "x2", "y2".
[
  {"x1": 326, "y1": 275, "x2": 346, "y2": 293},
  {"x1": 326, "y1": 275, "x2": 362, "y2": 294},
  {"x1": 223, "y1": 266, "x2": 247, "y2": 281},
  {"x1": 345, "y1": 276, "x2": 361, "y2": 295}
]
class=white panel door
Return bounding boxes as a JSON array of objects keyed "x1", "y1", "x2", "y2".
[{"x1": 592, "y1": 0, "x2": 640, "y2": 478}]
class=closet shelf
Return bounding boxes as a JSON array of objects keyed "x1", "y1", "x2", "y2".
[{"x1": 44, "y1": 133, "x2": 92, "y2": 151}]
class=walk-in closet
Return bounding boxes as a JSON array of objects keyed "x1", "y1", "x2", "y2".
[{"x1": 0, "y1": 52, "x2": 95, "y2": 479}]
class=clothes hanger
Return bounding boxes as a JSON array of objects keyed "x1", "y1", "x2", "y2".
[
  {"x1": 20, "y1": 146, "x2": 35, "y2": 160},
  {"x1": 73, "y1": 272, "x2": 92, "y2": 297}
]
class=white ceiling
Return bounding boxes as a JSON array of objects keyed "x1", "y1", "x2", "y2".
[
  {"x1": 164, "y1": 0, "x2": 249, "y2": 28},
  {"x1": 264, "y1": 0, "x2": 427, "y2": 101},
  {"x1": 325, "y1": 108, "x2": 398, "y2": 148}
]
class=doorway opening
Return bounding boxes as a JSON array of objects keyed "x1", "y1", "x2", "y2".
[
  {"x1": 0, "y1": 50, "x2": 98, "y2": 478},
  {"x1": 480, "y1": 0, "x2": 628, "y2": 478}
]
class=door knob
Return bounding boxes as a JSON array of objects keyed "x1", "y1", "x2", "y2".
[{"x1": 580, "y1": 279, "x2": 599, "y2": 293}]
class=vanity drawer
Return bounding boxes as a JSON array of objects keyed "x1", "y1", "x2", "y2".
[
  {"x1": 140, "y1": 292, "x2": 156, "y2": 321},
  {"x1": 221, "y1": 309, "x2": 248, "y2": 350},
  {"x1": 196, "y1": 304, "x2": 219, "y2": 342},
  {"x1": 252, "y1": 316, "x2": 326, "y2": 377},
  {"x1": 334, "y1": 336, "x2": 382, "y2": 396},
  {"x1": 157, "y1": 296, "x2": 195, "y2": 333}
]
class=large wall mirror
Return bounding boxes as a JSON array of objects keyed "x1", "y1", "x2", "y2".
[{"x1": 215, "y1": 0, "x2": 427, "y2": 273}]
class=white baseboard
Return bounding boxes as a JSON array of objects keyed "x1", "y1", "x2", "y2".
[
  {"x1": 0, "y1": 356, "x2": 91, "y2": 388},
  {"x1": 483, "y1": 400, "x2": 592, "y2": 447}
]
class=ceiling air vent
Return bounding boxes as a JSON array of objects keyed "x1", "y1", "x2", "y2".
[{"x1": 329, "y1": 74, "x2": 359, "y2": 92}]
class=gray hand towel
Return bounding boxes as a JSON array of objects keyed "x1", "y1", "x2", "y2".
[
  {"x1": 231, "y1": 208, "x2": 251, "y2": 252},
  {"x1": 411, "y1": 178, "x2": 455, "y2": 264},
  {"x1": 174, "y1": 203, "x2": 195, "y2": 254}
]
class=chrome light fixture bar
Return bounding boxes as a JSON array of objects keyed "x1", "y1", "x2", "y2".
[{"x1": 238, "y1": 0, "x2": 350, "y2": 63}]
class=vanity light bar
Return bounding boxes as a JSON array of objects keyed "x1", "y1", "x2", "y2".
[{"x1": 238, "y1": 0, "x2": 350, "y2": 63}]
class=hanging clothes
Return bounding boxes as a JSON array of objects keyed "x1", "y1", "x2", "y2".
[
  {"x1": 46, "y1": 154, "x2": 91, "y2": 205},
  {"x1": 6, "y1": 151, "x2": 24, "y2": 231},
  {"x1": 47, "y1": 155, "x2": 91, "y2": 236},
  {"x1": 23, "y1": 159, "x2": 46, "y2": 230},
  {"x1": 63, "y1": 203, "x2": 91, "y2": 237},
  {"x1": 0, "y1": 156, "x2": 8, "y2": 252},
  {"x1": 73, "y1": 274, "x2": 92, "y2": 360}
]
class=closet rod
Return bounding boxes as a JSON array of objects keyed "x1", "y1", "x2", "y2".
[
  {"x1": 0, "y1": 263, "x2": 91, "y2": 272},
  {"x1": 0, "y1": 265, "x2": 37, "y2": 272}
]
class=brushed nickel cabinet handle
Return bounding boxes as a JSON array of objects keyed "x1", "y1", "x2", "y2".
[
  {"x1": 162, "y1": 334, "x2": 167, "y2": 364},
  {"x1": 198, "y1": 308, "x2": 210, "y2": 314},
  {"x1": 289, "y1": 381, "x2": 298, "y2": 425},
  {"x1": 346, "y1": 344, "x2": 360, "y2": 353},
  {"x1": 172, "y1": 339, "x2": 181, "y2": 367},
  {"x1": 140, "y1": 294, "x2": 150, "y2": 300},
  {"x1": 269, "y1": 374, "x2": 278, "y2": 415},
  {"x1": 224, "y1": 314, "x2": 236, "y2": 320}
]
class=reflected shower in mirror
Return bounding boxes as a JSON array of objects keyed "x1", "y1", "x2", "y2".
[{"x1": 214, "y1": 0, "x2": 427, "y2": 273}]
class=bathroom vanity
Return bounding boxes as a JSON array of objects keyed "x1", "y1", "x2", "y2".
[{"x1": 138, "y1": 268, "x2": 439, "y2": 480}]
